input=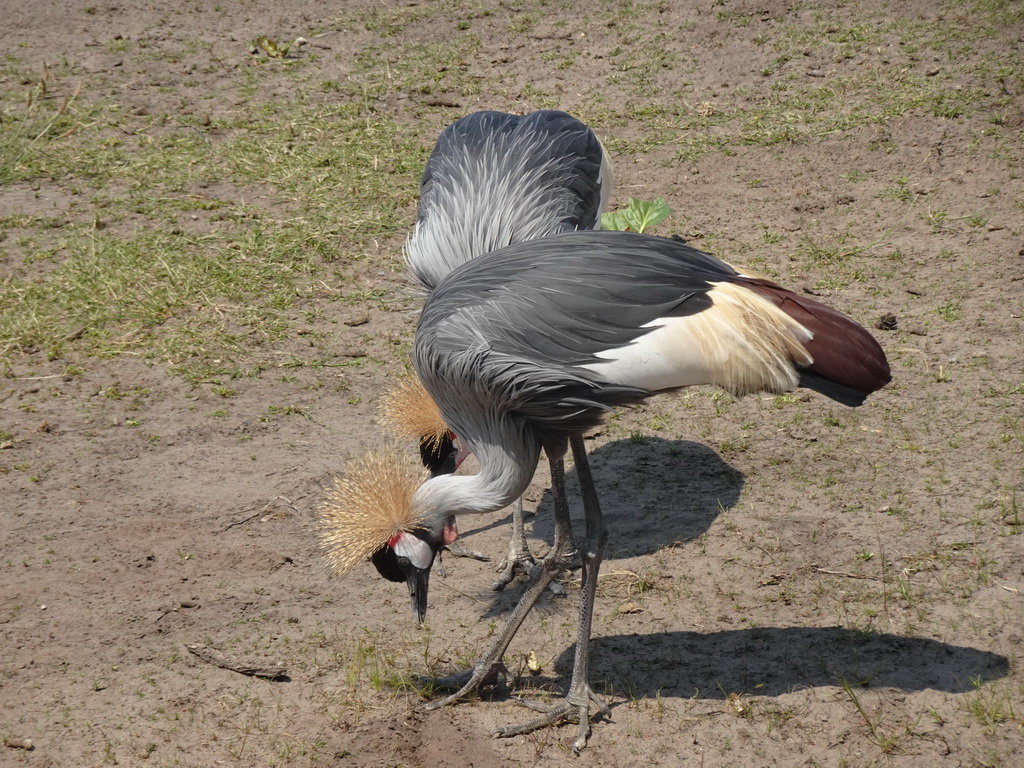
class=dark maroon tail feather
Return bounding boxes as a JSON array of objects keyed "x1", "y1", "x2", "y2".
[{"x1": 740, "y1": 278, "x2": 891, "y2": 406}]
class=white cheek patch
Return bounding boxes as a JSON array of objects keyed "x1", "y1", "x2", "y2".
[{"x1": 392, "y1": 532, "x2": 434, "y2": 570}]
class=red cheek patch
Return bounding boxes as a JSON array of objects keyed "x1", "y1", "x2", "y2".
[{"x1": 442, "y1": 519, "x2": 458, "y2": 545}]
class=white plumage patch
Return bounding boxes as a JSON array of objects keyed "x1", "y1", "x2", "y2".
[
  {"x1": 581, "y1": 281, "x2": 814, "y2": 396},
  {"x1": 391, "y1": 532, "x2": 434, "y2": 570}
]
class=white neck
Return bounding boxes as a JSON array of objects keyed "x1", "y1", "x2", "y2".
[{"x1": 413, "y1": 432, "x2": 540, "y2": 525}]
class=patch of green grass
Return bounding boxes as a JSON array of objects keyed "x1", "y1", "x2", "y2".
[
  {"x1": 794, "y1": 235, "x2": 865, "y2": 267},
  {"x1": 1, "y1": 225, "x2": 311, "y2": 358},
  {"x1": 1, "y1": 61, "x2": 427, "y2": 379},
  {"x1": 934, "y1": 300, "x2": 963, "y2": 322},
  {"x1": 877, "y1": 177, "x2": 914, "y2": 203},
  {"x1": 0, "y1": 70, "x2": 88, "y2": 186},
  {"x1": 266, "y1": 405, "x2": 310, "y2": 420},
  {"x1": 964, "y1": 677, "x2": 1019, "y2": 734}
]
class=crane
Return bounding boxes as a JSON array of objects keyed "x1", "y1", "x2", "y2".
[
  {"x1": 319, "y1": 229, "x2": 891, "y2": 751},
  {"x1": 380, "y1": 108, "x2": 612, "y2": 588}
]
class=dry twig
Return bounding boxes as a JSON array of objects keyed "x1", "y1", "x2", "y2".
[
  {"x1": 217, "y1": 496, "x2": 299, "y2": 533},
  {"x1": 186, "y1": 644, "x2": 288, "y2": 680},
  {"x1": 811, "y1": 565, "x2": 880, "y2": 581}
]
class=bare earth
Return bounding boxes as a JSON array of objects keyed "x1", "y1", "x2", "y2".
[{"x1": 2, "y1": 1, "x2": 1023, "y2": 767}]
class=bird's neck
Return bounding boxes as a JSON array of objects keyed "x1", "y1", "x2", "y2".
[{"x1": 415, "y1": 432, "x2": 540, "y2": 521}]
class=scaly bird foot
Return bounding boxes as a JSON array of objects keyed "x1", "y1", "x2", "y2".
[
  {"x1": 492, "y1": 539, "x2": 567, "y2": 596},
  {"x1": 493, "y1": 684, "x2": 610, "y2": 754},
  {"x1": 418, "y1": 659, "x2": 510, "y2": 709},
  {"x1": 443, "y1": 542, "x2": 490, "y2": 562},
  {"x1": 492, "y1": 546, "x2": 536, "y2": 591}
]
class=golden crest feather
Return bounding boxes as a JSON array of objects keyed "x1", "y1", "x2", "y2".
[
  {"x1": 317, "y1": 449, "x2": 429, "y2": 574},
  {"x1": 377, "y1": 375, "x2": 451, "y2": 451}
]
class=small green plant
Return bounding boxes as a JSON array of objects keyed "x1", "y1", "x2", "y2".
[
  {"x1": 931, "y1": 95, "x2": 964, "y2": 119},
  {"x1": 877, "y1": 177, "x2": 913, "y2": 203},
  {"x1": 964, "y1": 677, "x2": 1016, "y2": 734},
  {"x1": 838, "y1": 676, "x2": 908, "y2": 753},
  {"x1": 934, "y1": 300, "x2": 963, "y2": 322},
  {"x1": 1000, "y1": 489, "x2": 1021, "y2": 532},
  {"x1": 601, "y1": 198, "x2": 671, "y2": 234},
  {"x1": 267, "y1": 405, "x2": 310, "y2": 420},
  {"x1": 928, "y1": 209, "x2": 948, "y2": 232},
  {"x1": 248, "y1": 36, "x2": 307, "y2": 60}
]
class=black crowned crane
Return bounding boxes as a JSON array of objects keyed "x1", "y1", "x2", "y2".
[
  {"x1": 319, "y1": 230, "x2": 890, "y2": 752},
  {"x1": 378, "y1": 109, "x2": 612, "y2": 588}
]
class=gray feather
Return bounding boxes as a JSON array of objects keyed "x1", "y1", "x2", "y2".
[
  {"x1": 413, "y1": 231, "x2": 742, "y2": 449},
  {"x1": 406, "y1": 110, "x2": 609, "y2": 290}
]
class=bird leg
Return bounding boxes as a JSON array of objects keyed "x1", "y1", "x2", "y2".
[
  {"x1": 493, "y1": 435, "x2": 609, "y2": 753},
  {"x1": 420, "y1": 453, "x2": 579, "y2": 709},
  {"x1": 442, "y1": 541, "x2": 490, "y2": 562},
  {"x1": 493, "y1": 497, "x2": 568, "y2": 595},
  {"x1": 492, "y1": 497, "x2": 534, "y2": 590}
]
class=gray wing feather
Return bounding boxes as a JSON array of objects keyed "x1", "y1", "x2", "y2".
[
  {"x1": 407, "y1": 110, "x2": 608, "y2": 290},
  {"x1": 414, "y1": 231, "x2": 739, "y2": 442},
  {"x1": 420, "y1": 231, "x2": 735, "y2": 363}
]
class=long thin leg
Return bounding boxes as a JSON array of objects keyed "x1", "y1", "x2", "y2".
[
  {"x1": 492, "y1": 497, "x2": 534, "y2": 590},
  {"x1": 564, "y1": 433, "x2": 610, "y2": 751},
  {"x1": 421, "y1": 451, "x2": 578, "y2": 710},
  {"x1": 493, "y1": 497, "x2": 568, "y2": 595},
  {"x1": 494, "y1": 434, "x2": 609, "y2": 753}
]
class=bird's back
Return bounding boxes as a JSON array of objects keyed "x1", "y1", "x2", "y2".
[
  {"x1": 406, "y1": 110, "x2": 611, "y2": 290},
  {"x1": 414, "y1": 231, "x2": 890, "y2": 449}
]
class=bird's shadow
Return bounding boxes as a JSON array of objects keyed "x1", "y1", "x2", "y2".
[
  {"x1": 454, "y1": 437, "x2": 740, "y2": 620},
  {"x1": 558, "y1": 436, "x2": 743, "y2": 559},
  {"x1": 442, "y1": 439, "x2": 1010, "y2": 703},
  {"x1": 537, "y1": 626, "x2": 1009, "y2": 700},
  {"x1": 462, "y1": 436, "x2": 741, "y2": 561}
]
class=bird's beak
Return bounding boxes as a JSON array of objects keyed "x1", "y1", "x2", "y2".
[
  {"x1": 386, "y1": 529, "x2": 442, "y2": 625},
  {"x1": 404, "y1": 565, "x2": 432, "y2": 625}
]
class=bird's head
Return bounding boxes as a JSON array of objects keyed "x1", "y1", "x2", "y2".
[
  {"x1": 318, "y1": 450, "x2": 456, "y2": 624},
  {"x1": 378, "y1": 375, "x2": 467, "y2": 476},
  {"x1": 368, "y1": 517, "x2": 458, "y2": 623}
]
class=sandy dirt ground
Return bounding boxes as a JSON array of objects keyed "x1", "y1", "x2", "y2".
[{"x1": 2, "y1": 1, "x2": 1022, "y2": 766}]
